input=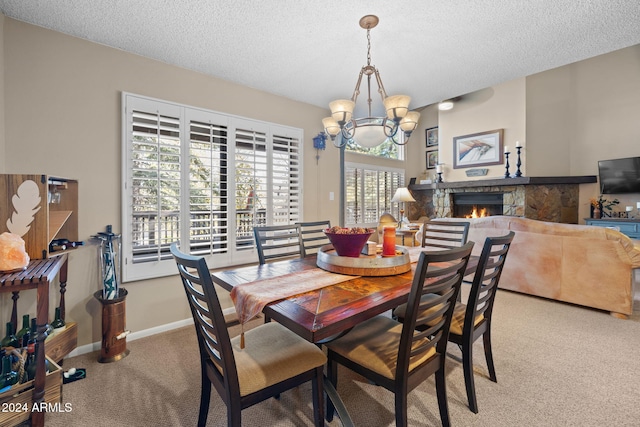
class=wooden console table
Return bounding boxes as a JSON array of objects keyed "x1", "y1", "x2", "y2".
[
  {"x1": 584, "y1": 218, "x2": 640, "y2": 239},
  {"x1": 0, "y1": 254, "x2": 68, "y2": 427}
]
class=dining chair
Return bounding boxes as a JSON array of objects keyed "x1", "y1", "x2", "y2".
[
  {"x1": 421, "y1": 220, "x2": 470, "y2": 249},
  {"x1": 446, "y1": 232, "x2": 515, "y2": 414},
  {"x1": 170, "y1": 243, "x2": 327, "y2": 427},
  {"x1": 296, "y1": 220, "x2": 331, "y2": 255},
  {"x1": 395, "y1": 232, "x2": 514, "y2": 414},
  {"x1": 253, "y1": 224, "x2": 304, "y2": 264},
  {"x1": 324, "y1": 242, "x2": 475, "y2": 427}
]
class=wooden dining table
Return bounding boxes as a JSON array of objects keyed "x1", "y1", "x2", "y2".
[{"x1": 211, "y1": 246, "x2": 478, "y2": 426}]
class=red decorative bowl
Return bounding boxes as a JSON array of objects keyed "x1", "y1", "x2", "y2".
[{"x1": 324, "y1": 228, "x2": 374, "y2": 257}]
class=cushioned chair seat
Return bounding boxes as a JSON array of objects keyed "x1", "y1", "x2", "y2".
[
  {"x1": 394, "y1": 294, "x2": 483, "y2": 335},
  {"x1": 226, "y1": 322, "x2": 327, "y2": 396},
  {"x1": 326, "y1": 316, "x2": 435, "y2": 380}
]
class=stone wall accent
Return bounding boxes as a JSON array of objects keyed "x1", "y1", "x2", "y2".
[{"x1": 410, "y1": 183, "x2": 580, "y2": 223}]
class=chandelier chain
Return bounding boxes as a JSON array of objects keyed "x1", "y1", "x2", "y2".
[{"x1": 366, "y1": 28, "x2": 371, "y2": 67}]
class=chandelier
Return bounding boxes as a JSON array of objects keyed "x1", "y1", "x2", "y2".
[{"x1": 322, "y1": 15, "x2": 420, "y2": 148}]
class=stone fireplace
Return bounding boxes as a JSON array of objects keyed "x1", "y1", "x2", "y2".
[{"x1": 408, "y1": 176, "x2": 597, "y2": 224}]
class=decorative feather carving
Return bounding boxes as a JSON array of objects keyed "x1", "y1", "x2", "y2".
[{"x1": 6, "y1": 180, "x2": 42, "y2": 237}]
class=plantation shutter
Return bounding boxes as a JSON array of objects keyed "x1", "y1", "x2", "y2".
[
  {"x1": 123, "y1": 93, "x2": 304, "y2": 281},
  {"x1": 272, "y1": 133, "x2": 301, "y2": 225},
  {"x1": 344, "y1": 163, "x2": 404, "y2": 227},
  {"x1": 188, "y1": 118, "x2": 229, "y2": 256},
  {"x1": 234, "y1": 127, "x2": 268, "y2": 251}
]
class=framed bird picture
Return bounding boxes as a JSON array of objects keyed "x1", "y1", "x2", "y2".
[{"x1": 453, "y1": 129, "x2": 504, "y2": 169}]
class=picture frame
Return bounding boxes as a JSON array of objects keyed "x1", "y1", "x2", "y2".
[
  {"x1": 453, "y1": 129, "x2": 504, "y2": 169},
  {"x1": 426, "y1": 150, "x2": 439, "y2": 169},
  {"x1": 426, "y1": 126, "x2": 439, "y2": 147}
]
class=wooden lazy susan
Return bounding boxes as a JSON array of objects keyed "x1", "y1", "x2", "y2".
[{"x1": 316, "y1": 245, "x2": 411, "y2": 276}]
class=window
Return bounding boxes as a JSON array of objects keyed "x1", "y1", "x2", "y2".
[
  {"x1": 122, "y1": 93, "x2": 302, "y2": 282},
  {"x1": 345, "y1": 133, "x2": 405, "y2": 160},
  {"x1": 344, "y1": 162, "x2": 405, "y2": 227}
]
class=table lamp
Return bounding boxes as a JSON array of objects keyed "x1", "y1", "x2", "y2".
[{"x1": 391, "y1": 187, "x2": 416, "y2": 228}]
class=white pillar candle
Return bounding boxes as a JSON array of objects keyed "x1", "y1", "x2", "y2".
[
  {"x1": 436, "y1": 164, "x2": 442, "y2": 173},
  {"x1": 504, "y1": 145, "x2": 509, "y2": 153},
  {"x1": 515, "y1": 140, "x2": 521, "y2": 148}
]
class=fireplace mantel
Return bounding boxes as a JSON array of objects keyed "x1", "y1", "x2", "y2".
[
  {"x1": 408, "y1": 175, "x2": 597, "y2": 191},
  {"x1": 407, "y1": 176, "x2": 597, "y2": 224}
]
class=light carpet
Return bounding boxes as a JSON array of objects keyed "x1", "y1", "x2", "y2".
[{"x1": 43, "y1": 288, "x2": 640, "y2": 426}]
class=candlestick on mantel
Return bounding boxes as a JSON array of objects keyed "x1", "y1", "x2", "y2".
[
  {"x1": 504, "y1": 151, "x2": 511, "y2": 178},
  {"x1": 515, "y1": 146, "x2": 523, "y2": 177}
]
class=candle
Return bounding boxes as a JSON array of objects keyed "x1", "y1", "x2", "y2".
[
  {"x1": 382, "y1": 226, "x2": 396, "y2": 256},
  {"x1": 436, "y1": 164, "x2": 442, "y2": 173},
  {"x1": 516, "y1": 140, "x2": 522, "y2": 148},
  {"x1": 504, "y1": 145, "x2": 509, "y2": 153}
]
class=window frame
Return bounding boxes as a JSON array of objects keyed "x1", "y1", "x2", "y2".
[{"x1": 121, "y1": 92, "x2": 303, "y2": 282}]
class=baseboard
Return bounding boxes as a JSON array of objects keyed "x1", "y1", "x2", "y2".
[{"x1": 67, "y1": 311, "x2": 225, "y2": 358}]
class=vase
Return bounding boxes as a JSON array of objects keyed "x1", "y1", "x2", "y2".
[{"x1": 594, "y1": 207, "x2": 601, "y2": 219}]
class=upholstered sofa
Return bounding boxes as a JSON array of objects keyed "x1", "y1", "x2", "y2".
[{"x1": 430, "y1": 216, "x2": 640, "y2": 318}]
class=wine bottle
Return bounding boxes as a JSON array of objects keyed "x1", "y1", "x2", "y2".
[
  {"x1": 24, "y1": 319, "x2": 37, "y2": 382},
  {"x1": 51, "y1": 307, "x2": 66, "y2": 334},
  {"x1": 0, "y1": 351, "x2": 18, "y2": 388},
  {"x1": 0, "y1": 322, "x2": 19, "y2": 349},
  {"x1": 15, "y1": 314, "x2": 30, "y2": 347}
]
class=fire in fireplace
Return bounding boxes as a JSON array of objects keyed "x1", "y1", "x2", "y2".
[{"x1": 452, "y1": 192, "x2": 504, "y2": 218}]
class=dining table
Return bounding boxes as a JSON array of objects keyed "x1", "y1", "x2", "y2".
[{"x1": 211, "y1": 245, "x2": 479, "y2": 426}]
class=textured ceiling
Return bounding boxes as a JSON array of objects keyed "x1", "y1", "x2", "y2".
[{"x1": 1, "y1": 1, "x2": 640, "y2": 112}]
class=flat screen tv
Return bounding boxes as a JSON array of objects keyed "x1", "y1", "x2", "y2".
[{"x1": 598, "y1": 156, "x2": 640, "y2": 194}]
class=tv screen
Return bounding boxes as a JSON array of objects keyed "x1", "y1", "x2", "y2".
[{"x1": 598, "y1": 157, "x2": 640, "y2": 194}]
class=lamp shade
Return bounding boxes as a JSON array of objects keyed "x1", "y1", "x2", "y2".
[
  {"x1": 399, "y1": 111, "x2": 420, "y2": 132},
  {"x1": 391, "y1": 187, "x2": 416, "y2": 203},
  {"x1": 353, "y1": 122, "x2": 389, "y2": 148},
  {"x1": 383, "y1": 95, "x2": 410, "y2": 121},
  {"x1": 329, "y1": 99, "x2": 355, "y2": 124},
  {"x1": 322, "y1": 117, "x2": 341, "y2": 136}
]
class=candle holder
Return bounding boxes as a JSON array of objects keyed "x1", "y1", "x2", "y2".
[
  {"x1": 504, "y1": 151, "x2": 511, "y2": 178},
  {"x1": 436, "y1": 172, "x2": 443, "y2": 183},
  {"x1": 515, "y1": 146, "x2": 523, "y2": 177}
]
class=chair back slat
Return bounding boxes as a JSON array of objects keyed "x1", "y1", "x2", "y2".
[
  {"x1": 253, "y1": 224, "x2": 304, "y2": 264},
  {"x1": 397, "y1": 242, "x2": 474, "y2": 376},
  {"x1": 422, "y1": 220, "x2": 470, "y2": 249},
  {"x1": 465, "y1": 232, "x2": 515, "y2": 329},
  {"x1": 296, "y1": 220, "x2": 331, "y2": 255},
  {"x1": 171, "y1": 243, "x2": 240, "y2": 395}
]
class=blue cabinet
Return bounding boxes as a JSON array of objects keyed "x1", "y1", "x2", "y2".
[{"x1": 584, "y1": 218, "x2": 640, "y2": 239}]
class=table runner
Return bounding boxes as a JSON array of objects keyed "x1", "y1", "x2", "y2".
[
  {"x1": 230, "y1": 268, "x2": 357, "y2": 346},
  {"x1": 230, "y1": 247, "x2": 443, "y2": 348}
]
